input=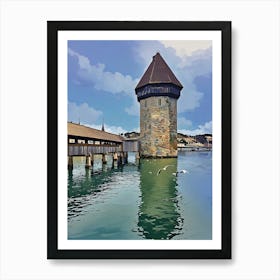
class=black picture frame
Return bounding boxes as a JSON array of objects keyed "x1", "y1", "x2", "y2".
[{"x1": 47, "y1": 21, "x2": 231, "y2": 259}]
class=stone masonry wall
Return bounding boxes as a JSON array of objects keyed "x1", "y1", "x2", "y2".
[{"x1": 140, "y1": 96, "x2": 177, "y2": 157}]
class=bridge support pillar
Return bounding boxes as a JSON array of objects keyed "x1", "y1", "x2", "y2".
[
  {"x1": 113, "y1": 152, "x2": 118, "y2": 168},
  {"x1": 85, "y1": 154, "x2": 92, "y2": 169},
  {"x1": 135, "y1": 152, "x2": 140, "y2": 165},
  {"x1": 119, "y1": 152, "x2": 124, "y2": 166},
  {"x1": 123, "y1": 152, "x2": 128, "y2": 164},
  {"x1": 90, "y1": 153, "x2": 94, "y2": 166},
  {"x1": 68, "y1": 156, "x2": 73, "y2": 170},
  {"x1": 102, "y1": 153, "x2": 107, "y2": 165}
]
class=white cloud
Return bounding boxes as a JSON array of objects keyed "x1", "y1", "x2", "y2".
[
  {"x1": 178, "y1": 121, "x2": 212, "y2": 136},
  {"x1": 177, "y1": 80, "x2": 204, "y2": 113},
  {"x1": 82, "y1": 122, "x2": 131, "y2": 135},
  {"x1": 178, "y1": 117, "x2": 192, "y2": 129},
  {"x1": 68, "y1": 102, "x2": 102, "y2": 124},
  {"x1": 68, "y1": 48, "x2": 91, "y2": 70},
  {"x1": 132, "y1": 127, "x2": 140, "y2": 133},
  {"x1": 134, "y1": 41, "x2": 179, "y2": 67},
  {"x1": 125, "y1": 98, "x2": 140, "y2": 116},
  {"x1": 68, "y1": 48, "x2": 138, "y2": 95},
  {"x1": 68, "y1": 102, "x2": 137, "y2": 134},
  {"x1": 180, "y1": 46, "x2": 212, "y2": 74},
  {"x1": 160, "y1": 40, "x2": 212, "y2": 57}
]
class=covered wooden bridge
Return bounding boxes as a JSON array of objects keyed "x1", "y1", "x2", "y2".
[{"x1": 68, "y1": 122, "x2": 139, "y2": 169}]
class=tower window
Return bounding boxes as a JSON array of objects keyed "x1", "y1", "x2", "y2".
[
  {"x1": 158, "y1": 99, "x2": 161, "y2": 106},
  {"x1": 145, "y1": 100, "x2": 147, "y2": 107}
]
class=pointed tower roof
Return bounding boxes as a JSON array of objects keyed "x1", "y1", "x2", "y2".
[{"x1": 135, "y1": 52, "x2": 183, "y2": 90}]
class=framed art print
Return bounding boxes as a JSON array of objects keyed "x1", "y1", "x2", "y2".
[{"x1": 47, "y1": 21, "x2": 231, "y2": 259}]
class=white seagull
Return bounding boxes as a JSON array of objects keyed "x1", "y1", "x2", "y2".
[
  {"x1": 172, "y1": 169, "x2": 189, "y2": 176},
  {"x1": 156, "y1": 165, "x2": 174, "y2": 176}
]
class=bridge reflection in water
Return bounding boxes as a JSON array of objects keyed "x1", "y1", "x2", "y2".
[{"x1": 137, "y1": 158, "x2": 183, "y2": 239}]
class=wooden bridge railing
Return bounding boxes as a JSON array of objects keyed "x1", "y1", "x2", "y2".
[
  {"x1": 68, "y1": 144, "x2": 122, "y2": 156},
  {"x1": 68, "y1": 140, "x2": 139, "y2": 156}
]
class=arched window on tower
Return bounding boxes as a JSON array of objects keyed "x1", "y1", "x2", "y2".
[{"x1": 158, "y1": 98, "x2": 161, "y2": 106}]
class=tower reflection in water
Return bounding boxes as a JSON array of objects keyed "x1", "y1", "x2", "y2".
[{"x1": 137, "y1": 158, "x2": 183, "y2": 239}]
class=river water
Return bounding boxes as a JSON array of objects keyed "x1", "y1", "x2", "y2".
[{"x1": 68, "y1": 151, "x2": 212, "y2": 240}]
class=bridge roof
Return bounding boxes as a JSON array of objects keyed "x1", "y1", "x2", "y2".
[
  {"x1": 135, "y1": 52, "x2": 183, "y2": 90},
  {"x1": 68, "y1": 122, "x2": 123, "y2": 143}
]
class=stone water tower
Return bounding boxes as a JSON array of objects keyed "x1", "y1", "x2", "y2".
[{"x1": 135, "y1": 52, "x2": 183, "y2": 157}]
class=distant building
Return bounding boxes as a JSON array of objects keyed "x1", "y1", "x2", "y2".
[{"x1": 135, "y1": 52, "x2": 183, "y2": 158}]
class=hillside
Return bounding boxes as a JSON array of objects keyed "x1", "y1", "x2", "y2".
[
  {"x1": 177, "y1": 133, "x2": 212, "y2": 148},
  {"x1": 123, "y1": 131, "x2": 212, "y2": 148}
]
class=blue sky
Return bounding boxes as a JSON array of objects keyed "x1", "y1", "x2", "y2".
[{"x1": 68, "y1": 40, "x2": 212, "y2": 135}]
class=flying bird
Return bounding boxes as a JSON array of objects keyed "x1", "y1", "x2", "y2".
[
  {"x1": 162, "y1": 165, "x2": 174, "y2": 170},
  {"x1": 156, "y1": 165, "x2": 174, "y2": 176}
]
